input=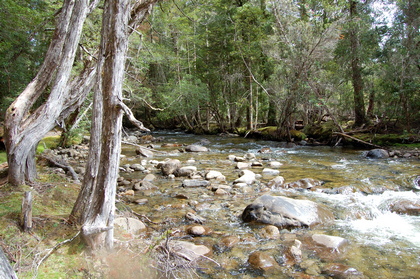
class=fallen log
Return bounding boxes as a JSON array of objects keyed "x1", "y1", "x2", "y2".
[{"x1": 333, "y1": 132, "x2": 384, "y2": 149}]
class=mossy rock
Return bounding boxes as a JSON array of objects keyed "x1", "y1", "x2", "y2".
[
  {"x1": 258, "y1": 126, "x2": 279, "y2": 140},
  {"x1": 290, "y1": 129, "x2": 306, "y2": 140},
  {"x1": 303, "y1": 121, "x2": 337, "y2": 141}
]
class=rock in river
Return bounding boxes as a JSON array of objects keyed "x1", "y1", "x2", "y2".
[
  {"x1": 159, "y1": 159, "x2": 181, "y2": 176},
  {"x1": 365, "y1": 148, "x2": 389, "y2": 159},
  {"x1": 242, "y1": 195, "x2": 334, "y2": 229},
  {"x1": 185, "y1": 145, "x2": 209, "y2": 152}
]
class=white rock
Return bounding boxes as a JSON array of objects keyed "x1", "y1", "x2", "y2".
[
  {"x1": 206, "y1": 170, "x2": 224, "y2": 180},
  {"x1": 312, "y1": 234, "x2": 348, "y2": 252},
  {"x1": 269, "y1": 161, "x2": 283, "y2": 168},
  {"x1": 262, "y1": 168, "x2": 280, "y2": 176}
]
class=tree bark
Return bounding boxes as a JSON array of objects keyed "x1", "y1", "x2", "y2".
[
  {"x1": 4, "y1": 0, "x2": 97, "y2": 185},
  {"x1": 71, "y1": 0, "x2": 156, "y2": 251},
  {"x1": 349, "y1": 0, "x2": 366, "y2": 127}
]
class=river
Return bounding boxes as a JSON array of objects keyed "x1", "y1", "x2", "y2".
[{"x1": 120, "y1": 131, "x2": 420, "y2": 278}]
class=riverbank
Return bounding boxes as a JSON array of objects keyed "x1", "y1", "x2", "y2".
[{"x1": 1, "y1": 130, "x2": 420, "y2": 278}]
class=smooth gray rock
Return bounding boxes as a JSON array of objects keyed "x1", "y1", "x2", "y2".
[
  {"x1": 242, "y1": 195, "x2": 334, "y2": 228},
  {"x1": 185, "y1": 145, "x2": 209, "y2": 152},
  {"x1": 182, "y1": 179, "x2": 210, "y2": 187},
  {"x1": 366, "y1": 149, "x2": 389, "y2": 159}
]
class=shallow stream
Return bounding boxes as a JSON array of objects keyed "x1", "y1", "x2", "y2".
[{"x1": 120, "y1": 131, "x2": 420, "y2": 278}]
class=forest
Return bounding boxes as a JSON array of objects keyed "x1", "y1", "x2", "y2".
[
  {"x1": 0, "y1": 0, "x2": 419, "y2": 278},
  {"x1": 1, "y1": 0, "x2": 419, "y2": 139}
]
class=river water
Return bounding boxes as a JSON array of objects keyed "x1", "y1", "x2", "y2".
[{"x1": 120, "y1": 131, "x2": 420, "y2": 278}]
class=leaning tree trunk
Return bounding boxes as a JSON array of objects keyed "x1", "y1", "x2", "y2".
[
  {"x1": 4, "y1": 0, "x2": 97, "y2": 185},
  {"x1": 75, "y1": 0, "x2": 155, "y2": 251}
]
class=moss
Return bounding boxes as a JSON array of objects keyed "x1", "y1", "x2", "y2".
[
  {"x1": 258, "y1": 126, "x2": 279, "y2": 140},
  {"x1": 290, "y1": 129, "x2": 306, "y2": 140},
  {"x1": 303, "y1": 121, "x2": 337, "y2": 141},
  {"x1": 37, "y1": 136, "x2": 61, "y2": 154},
  {"x1": 0, "y1": 152, "x2": 6, "y2": 163},
  {"x1": 353, "y1": 133, "x2": 420, "y2": 146}
]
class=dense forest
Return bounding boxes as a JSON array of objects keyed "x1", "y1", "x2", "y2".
[{"x1": 1, "y1": 0, "x2": 419, "y2": 139}]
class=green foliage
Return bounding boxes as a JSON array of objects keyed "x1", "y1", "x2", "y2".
[{"x1": 0, "y1": 0, "x2": 53, "y2": 118}]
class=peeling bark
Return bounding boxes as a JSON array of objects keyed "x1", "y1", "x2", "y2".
[{"x1": 4, "y1": 0, "x2": 98, "y2": 186}]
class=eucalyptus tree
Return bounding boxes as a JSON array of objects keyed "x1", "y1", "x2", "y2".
[
  {"x1": 4, "y1": 0, "x2": 100, "y2": 185},
  {"x1": 265, "y1": 0, "x2": 344, "y2": 137},
  {"x1": 333, "y1": 0, "x2": 382, "y2": 127},
  {"x1": 377, "y1": 0, "x2": 419, "y2": 128}
]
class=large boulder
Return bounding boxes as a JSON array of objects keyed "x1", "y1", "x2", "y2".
[
  {"x1": 366, "y1": 149, "x2": 389, "y2": 159},
  {"x1": 242, "y1": 195, "x2": 334, "y2": 229}
]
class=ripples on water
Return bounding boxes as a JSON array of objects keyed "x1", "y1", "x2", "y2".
[{"x1": 122, "y1": 131, "x2": 420, "y2": 278}]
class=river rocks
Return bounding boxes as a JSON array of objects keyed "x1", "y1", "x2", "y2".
[
  {"x1": 133, "y1": 180, "x2": 157, "y2": 191},
  {"x1": 389, "y1": 200, "x2": 420, "y2": 215},
  {"x1": 135, "y1": 147, "x2": 154, "y2": 157},
  {"x1": 242, "y1": 195, "x2": 334, "y2": 229},
  {"x1": 260, "y1": 225, "x2": 280, "y2": 239},
  {"x1": 234, "y1": 156, "x2": 246, "y2": 162},
  {"x1": 262, "y1": 168, "x2": 280, "y2": 176},
  {"x1": 185, "y1": 212, "x2": 206, "y2": 224},
  {"x1": 235, "y1": 162, "x2": 250, "y2": 169},
  {"x1": 130, "y1": 163, "x2": 145, "y2": 171},
  {"x1": 311, "y1": 234, "x2": 348, "y2": 252},
  {"x1": 169, "y1": 241, "x2": 211, "y2": 261},
  {"x1": 288, "y1": 239, "x2": 302, "y2": 263},
  {"x1": 366, "y1": 148, "x2": 389, "y2": 159},
  {"x1": 205, "y1": 170, "x2": 225, "y2": 180},
  {"x1": 182, "y1": 179, "x2": 210, "y2": 187},
  {"x1": 185, "y1": 145, "x2": 209, "y2": 152},
  {"x1": 269, "y1": 161, "x2": 282, "y2": 168},
  {"x1": 159, "y1": 159, "x2": 181, "y2": 176},
  {"x1": 248, "y1": 251, "x2": 280, "y2": 272},
  {"x1": 114, "y1": 217, "x2": 146, "y2": 238},
  {"x1": 267, "y1": 176, "x2": 285, "y2": 188},
  {"x1": 284, "y1": 178, "x2": 323, "y2": 189},
  {"x1": 221, "y1": 235, "x2": 240, "y2": 248},
  {"x1": 322, "y1": 263, "x2": 367, "y2": 279},
  {"x1": 234, "y1": 170, "x2": 256, "y2": 185},
  {"x1": 187, "y1": 225, "x2": 208, "y2": 236},
  {"x1": 175, "y1": 166, "x2": 197, "y2": 177}
]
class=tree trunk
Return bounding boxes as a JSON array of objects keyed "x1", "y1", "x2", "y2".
[
  {"x1": 4, "y1": 0, "x2": 96, "y2": 185},
  {"x1": 349, "y1": 0, "x2": 366, "y2": 127},
  {"x1": 71, "y1": 0, "x2": 157, "y2": 250}
]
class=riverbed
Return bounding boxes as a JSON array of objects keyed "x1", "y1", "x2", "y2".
[{"x1": 119, "y1": 131, "x2": 420, "y2": 278}]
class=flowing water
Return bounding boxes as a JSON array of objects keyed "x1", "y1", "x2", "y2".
[{"x1": 120, "y1": 131, "x2": 420, "y2": 278}]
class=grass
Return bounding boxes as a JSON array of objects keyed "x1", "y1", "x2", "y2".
[
  {"x1": 0, "y1": 136, "x2": 61, "y2": 164},
  {"x1": 0, "y1": 167, "x2": 159, "y2": 279}
]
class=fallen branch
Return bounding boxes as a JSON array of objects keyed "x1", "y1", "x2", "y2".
[
  {"x1": 121, "y1": 141, "x2": 166, "y2": 154},
  {"x1": 38, "y1": 155, "x2": 80, "y2": 183},
  {"x1": 33, "y1": 231, "x2": 80, "y2": 279},
  {"x1": 333, "y1": 132, "x2": 384, "y2": 149}
]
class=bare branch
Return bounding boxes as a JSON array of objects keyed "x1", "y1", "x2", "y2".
[{"x1": 119, "y1": 102, "x2": 150, "y2": 132}]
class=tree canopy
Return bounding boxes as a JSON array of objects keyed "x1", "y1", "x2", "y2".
[{"x1": 1, "y1": 0, "x2": 419, "y2": 134}]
